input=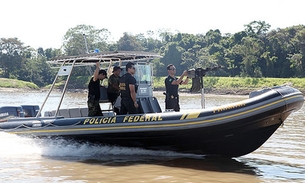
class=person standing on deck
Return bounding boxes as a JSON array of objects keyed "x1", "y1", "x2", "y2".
[
  {"x1": 107, "y1": 66, "x2": 122, "y2": 114},
  {"x1": 165, "y1": 64, "x2": 189, "y2": 112},
  {"x1": 87, "y1": 62, "x2": 107, "y2": 116},
  {"x1": 119, "y1": 62, "x2": 139, "y2": 114}
]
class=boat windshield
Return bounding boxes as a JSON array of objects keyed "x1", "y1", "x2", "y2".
[{"x1": 134, "y1": 64, "x2": 152, "y2": 85}]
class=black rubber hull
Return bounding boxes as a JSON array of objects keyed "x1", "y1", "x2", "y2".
[{"x1": 60, "y1": 107, "x2": 286, "y2": 157}]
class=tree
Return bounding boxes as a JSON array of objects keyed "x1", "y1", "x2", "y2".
[
  {"x1": 290, "y1": 26, "x2": 305, "y2": 77},
  {"x1": 0, "y1": 38, "x2": 30, "y2": 78},
  {"x1": 288, "y1": 53, "x2": 303, "y2": 77},
  {"x1": 205, "y1": 29, "x2": 222, "y2": 45},
  {"x1": 260, "y1": 51, "x2": 278, "y2": 77},
  {"x1": 62, "y1": 24, "x2": 111, "y2": 55},
  {"x1": 244, "y1": 20, "x2": 271, "y2": 37},
  {"x1": 117, "y1": 33, "x2": 144, "y2": 51},
  {"x1": 234, "y1": 37, "x2": 263, "y2": 77},
  {"x1": 19, "y1": 55, "x2": 55, "y2": 87},
  {"x1": 134, "y1": 33, "x2": 162, "y2": 52},
  {"x1": 158, "y1": 42, "x2": 185, "y2": 76}
]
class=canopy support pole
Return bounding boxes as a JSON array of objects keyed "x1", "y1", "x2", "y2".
[{"x1": 201, "y1": 76, "x2": 205, "y2": 109}]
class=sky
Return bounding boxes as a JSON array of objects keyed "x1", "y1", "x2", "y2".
[{"x1": 2, "y1": 0, "x2": 305, "y2": 49}]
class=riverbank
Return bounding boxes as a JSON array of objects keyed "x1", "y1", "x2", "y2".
[
  {"x1": 1, "y1": 77, "x2": 305, "y2": 95},
  {"x1": 1, "y1": 86, "x2": 303, "y2": 96}
]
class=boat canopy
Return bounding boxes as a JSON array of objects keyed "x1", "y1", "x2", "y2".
[
  {"x1": 38, "y1": 51, "x2": 162, "y2": 118},
  {"x1": 47, "y1": 51, "x2": 161, "y2": 66}
]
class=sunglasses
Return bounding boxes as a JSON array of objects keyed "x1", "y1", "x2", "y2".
[{"x1": 131, "y1": 67, "x2": 136, "y2": 70}]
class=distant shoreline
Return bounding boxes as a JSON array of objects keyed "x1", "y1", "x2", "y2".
[
  {"x1": 0, "y1": 87, "x2": 49, "y2": 93},
  {"x1": 0, "y1": 87, "x2": 272, "y2": 96},
  {"x1": 1, "y1": 87, "x2": 304, "y2": 96}
]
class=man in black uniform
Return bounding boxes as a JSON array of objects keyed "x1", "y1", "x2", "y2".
[
  {"x1": 87, "y1": 62, "x2": 107, "y2": 116},
  {"x1": 107, "y1": 66, "x2": 121, "y2": 114},
  {"x1": 165, "y1": 64, "x2": 188, "y2": 112},
  {"x1": 119, "y1": 62, "x2": 139, "y2": 114}
]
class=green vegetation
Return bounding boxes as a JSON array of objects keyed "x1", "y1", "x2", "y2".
[
  {"x1": 152, "y1": 77, "x2": 305, "y2": 93},
  {"x1": 1, "y1": 22, "x2": 305, "y2": 89},
  {"x1": 1, "y1": 77, "x2": 304, "y2": 94},
  {"x1": 0, "y1": 78, "x2": 39, "y2": 89}
]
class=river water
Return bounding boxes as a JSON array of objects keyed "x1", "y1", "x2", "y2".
[{"x1": 0, "y1": 90, "x2": 304, "y2": 183}]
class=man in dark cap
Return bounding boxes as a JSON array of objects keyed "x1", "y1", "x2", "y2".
[
  {"x1": 107, "y1": 66, "x2": 122, "y2": 114},
  {"x1": 87, "y1": 62, "x2": 107, "y2": 116}
]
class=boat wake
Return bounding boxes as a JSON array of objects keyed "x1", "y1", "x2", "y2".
[
  {"x1": 0, "y1": 132, "x2": 259, "y2": 176},
  {"x1": 0, "y1": 132, "x2": 41, "y2": 158},
  {"x1": 0, "y1": 132, "x2": 203, "y2": 164}
]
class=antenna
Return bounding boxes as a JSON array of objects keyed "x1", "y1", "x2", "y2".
[
  {"x1": 83, "y1": 33, "x2": 93, "y2": 75},
  {"x1": 83, "y1": 33, "x2": 89, "y2": 54}
]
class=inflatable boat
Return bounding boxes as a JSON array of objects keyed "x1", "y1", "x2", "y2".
[{"x1": 0, "y1": 51, "x2": 303, "y2": 157}]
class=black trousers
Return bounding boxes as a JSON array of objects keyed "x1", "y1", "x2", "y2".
[
  {"x1": 107, "y1": 92, "x2": 120, "y2": 114},
  {"x1": 108, "y1": 92, "x2": 119, "y2": 105},
  {"x1": 165, "y1": 96, "x2": 180, "y2": 112},
  {"x1": 120, "y1": 98, "x2": 138, "y2": 114}
]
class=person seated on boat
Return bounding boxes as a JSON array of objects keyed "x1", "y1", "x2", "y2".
[
  {"x1": 119, "y1": 62, "x2": 139, "y2": 114},
  {"x1": 87, "y1": 62, "x2": 107, "y2": 116},
  {"x1": 165, "y1": 64, "x2": 188, "y2": 112},
  {"x1": 107, "y1": 66, "x2": 122, "y2": 114}
]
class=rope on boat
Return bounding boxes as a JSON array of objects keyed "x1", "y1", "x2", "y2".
[{"x1": 3, "y1": 120, "x2": 83, "y2": 132}]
